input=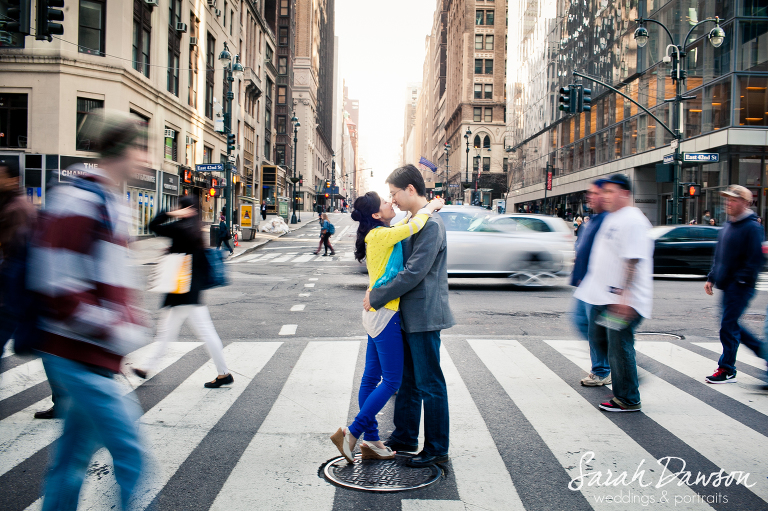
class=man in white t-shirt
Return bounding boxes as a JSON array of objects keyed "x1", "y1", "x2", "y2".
[{"x1": 574, "y1": 174, "x2": 653, "y2": 412}]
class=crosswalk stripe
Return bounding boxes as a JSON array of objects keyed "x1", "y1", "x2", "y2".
[
  {"x1": 211, "y1": 341, "x2": 360, "y2": 511},
  {"x1": 549, "y1": 340, "x2": 768, "y2": 503},
  {"x1": 439, "y1": 344, "x2": 525, "y2": 511},
  {"x1": 272, "y1": 255, "x2": 293, "y2": 262},
  {"x1": 0, "y1": 342, "x2": 201, "y2": 479},
  {"x1": 292, "y1": 254, "x2": 315, "y2": 263},
  {"x1": 401, "y1": 500, "x2": 465, "y2": 511},
  {"x1": 74, "y1": 342, "x2": 282, "y2": 510},
  {"x1": 635, "y1": 342, "x2": 768, "y2": 417},
  {"x1": 692, "y1": 342, "x2": 767, "y2": 370},
  {"x1": 0, "y1": 359, "x2": 47, "y2": 402}
]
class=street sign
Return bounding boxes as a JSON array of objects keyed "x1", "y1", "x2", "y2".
[
  {"x1": 449, "y1": 184, "x2": 459, "y2": 188},
  {"x1": 670, "y1": 139, "x2": 679, "y2": 150},
  {"x1": 196, "y1": 163, "x2": 224, "y2": 172},
  {"x1": 683, "y1": 152, "x2": 719, "y2": 163},
  {"x1": 663, "y1": 154, "x2": 674, "y2": 164}
]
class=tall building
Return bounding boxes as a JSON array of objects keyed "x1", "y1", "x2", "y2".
[
  {"x1": 343, "y1": 83, "x2": 360, "y2": 200},
  {"x1": 506, "y1": 0, "x2": 768, "y2": 225},
  {"x1": 402, "y1": 83, "x2": 422, "y2": 166}
]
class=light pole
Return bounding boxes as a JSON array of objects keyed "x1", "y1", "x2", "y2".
[
  {"x1": 633, "y1": 16, "x2": 725, "y2": 224},
  {"x1": 463, "y1": 127, "x2": 471, "y2": 204},
  {"x1": 331, "y1": 152, "x2": 336, "y2": 211},
  {"x1": 218, "y1": 43, "x2": 243, "y2": 232},
  {"x1": 443, "y1": 143, "x2": 450, "y2": 202},
  {"x1": 290, "y1": 112, "x2": 300, "y2": 224}
]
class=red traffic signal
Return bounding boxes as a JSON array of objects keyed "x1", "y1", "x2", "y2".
[
  {"x1": 209, "y1": 188, "x2": 216, "y2": 197},
  {"x1": 687, "y1": 184, "x2": 701, "y2": 197},
  {"x1": 325, "y1": 193, "x2": 329, "y2": 198}
]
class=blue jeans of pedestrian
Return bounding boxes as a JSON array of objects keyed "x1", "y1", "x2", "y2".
[
  {"x1": 589, "y1": 306, "x2": 643, "y2": 407},
  {"x1": 41, "y1": 354, "x2": 144, "y2": 511},
  {"x1": 349, "y1": 312, "x2": 404, "y2": 441},
  {"x1": 719, "y1": 284, "x2": 765, "y2": 373},
  {"x1": 573, "y1": 298, "x2": 610, "y2": 378},
  {"x1": 390, "y1": 330, "x2": 449, "y2": 456}
]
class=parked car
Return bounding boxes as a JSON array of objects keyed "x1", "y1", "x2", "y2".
[
  {"x1": 435, "y1": 206, "x2": 574, "y2": 282},
  {"x1": 649, "y1": 225, "x2": 721, "y2": 275}
]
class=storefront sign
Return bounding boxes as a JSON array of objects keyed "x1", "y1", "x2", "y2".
[
  {"x1": 683, "y1": 153, "x2": 719, "y2": 163},
  {"x1": 240, "y1": 205, "x2": 253, "y2": 228},
  {"x1": 58, "y1": 156, "x2": 100, "y2": 182},
  {"x1": 546, "y1": 171, "x2": 553, "y2": 191},
  {"x1": 196, "y1": 163, "x2": 224, "y2": 172},
  {"x1": 663, "y1": 154, "x2": 674, "y2": 164},
  {"x1": 161, "y1": 172, "x2": 181, "y2": 195},
  {"x1": 126, "y1": 167, "x2": 157, "y2": 190},
  {"x1": 192, "y1": 172, "x2": 209, "y2": 188}
]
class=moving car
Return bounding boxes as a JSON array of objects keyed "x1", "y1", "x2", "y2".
[{"x1": 649, "y1": 225, "x2": 721, "y2": 275}]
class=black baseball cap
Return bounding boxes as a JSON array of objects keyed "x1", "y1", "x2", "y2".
[{"x1": 604, "y1": 173, "x2": 632, "y2": 192}]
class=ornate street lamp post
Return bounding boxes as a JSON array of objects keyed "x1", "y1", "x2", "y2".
[
  {"x1": 218, "y1": 43, "x2": 243, "y2": 232},
  {"x1": 290, "y1": 112, "x2": 300, "y2": 224},
  {"x1": 463, "y1": 127, "x2": 471, "y2": 204}
]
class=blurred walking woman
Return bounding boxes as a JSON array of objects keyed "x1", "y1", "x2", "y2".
[
  {"x1": 331, "y1": 192, "x2": 442, "y2": 462},
  {"x1": 133, "y1": 196, "x2": 233, "y2": 388}
]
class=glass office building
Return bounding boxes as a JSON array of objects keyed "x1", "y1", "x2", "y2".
[{"x1": 506, "y1": 0, "x2": 767, "y2": 226}]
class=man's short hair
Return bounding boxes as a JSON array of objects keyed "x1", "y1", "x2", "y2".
[{"x1": 385, "y1": 164, "x2": 426, "y2": 196}]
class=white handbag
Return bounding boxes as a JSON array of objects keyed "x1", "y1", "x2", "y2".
[{"x1": 148, "y1": 253, "x2": 192, "y2": 294}]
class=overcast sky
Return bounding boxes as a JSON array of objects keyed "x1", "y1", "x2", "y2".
[{"x1": 335, "y1": 1, "x2": 437, "y2": 196}]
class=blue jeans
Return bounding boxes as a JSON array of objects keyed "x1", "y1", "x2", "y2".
[
  {"x1": 349, "y1": 312, "x2": 404, "y2": 441},
  {"x1": 574, "y1": 298, "x2": 610, "y2": 378},
  {"x1": 589, "y1": 306, "x2": 643, "y2": 407},
  {"x1": 391, "y1": 330, "x2": 449, "y2": 456},
  {"x1": 41, "y1": 354, "x2": 144, "y2": 511},
  {"x1": 719, "y1": 284, "x2": 765, "y2": 373}
]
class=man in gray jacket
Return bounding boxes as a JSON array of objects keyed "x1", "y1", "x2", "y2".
[{"x1": 364, "y1": 164, "x2": 455, "y2": 467}]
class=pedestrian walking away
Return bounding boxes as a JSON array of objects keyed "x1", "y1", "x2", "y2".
[
  {"x1": 330, "y1": 191, "x2": 443, "y2": 463},
  {"x1": 26, "y1": 110, "x2": 148, "y2": 510},
  {"x1": 133, "y1": 195, "x2": 234, "y2": 388},
  {"x1": 316, "y1": 213, "x2": 336, "y2": 256},
  {"x1": 574, "y1": 174, "x2": 654, "y2": 412},
  {"x1": 704, "y1": 184, "x2": 768, "y2": 384},
  {"x1": 364, "y1": 164, "x2": 455, "y2": 468},
  {"x1": 261, "y1": 202, "x2": 268, "y2": 220},
  {"x1": 570, "y1": 179, "x2": 610, "y2": 387},
  {"x1": 216, "y1": 214, "x2": 235, "y2": 255}
]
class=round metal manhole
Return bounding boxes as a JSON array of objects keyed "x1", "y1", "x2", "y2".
[
  {"x1": 636, "y1": 332, "x2": 684, "y2": 341},
  {"x1": 323, "y1": 454, "x2": 442, "y2": 492}
]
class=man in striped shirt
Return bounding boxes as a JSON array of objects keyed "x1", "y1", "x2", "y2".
[{"x1": 29, "y1": 111, "x2": 148, "y2": 510}]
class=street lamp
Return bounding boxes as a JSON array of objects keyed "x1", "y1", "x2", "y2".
[
  {"x1": 290, "y1": 112, "x2": 300, "y2": 224},
  {"x1": 330, "y1": 152, "x2": 336, "y2": 212},
  {"x1": 632, "y1": 15, "x2": 725, "y2": 224},
  {"x1": 444, "y1": 143, "x2": 450, "y2": 201},
  {"x1": 463, "y1": 128, "x2": 471, "y2": 204},
  {"x1": 218, "y1": 42, "x2": 242, "y2": 234}
]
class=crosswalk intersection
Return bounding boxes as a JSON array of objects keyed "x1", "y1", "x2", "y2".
[{"x1": 1, "y1": 338, "x2": 767, "y2": 510}]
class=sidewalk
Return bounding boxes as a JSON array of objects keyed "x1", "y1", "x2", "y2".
[{"x1": 128, "y1": 214, "x2": 314, "y2": 266}]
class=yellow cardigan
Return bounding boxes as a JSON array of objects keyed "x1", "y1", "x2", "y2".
[{"x1": 364, "y1": 212, "x2": 431, "y2": 311}]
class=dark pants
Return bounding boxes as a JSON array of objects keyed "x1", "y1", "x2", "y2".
[
  {"x1": 216, "y1": 238, "x2": 234, "y2": 253},
  {"x1": 589, "y1": 305, "x2": 643, "y2": 407},
  {"x1": 261, "y1": 210, "x2": 267, "y2": 220},
  {"x1": 391, "y1": 330, "x2": 449, "y2": 455},
  {"x1": 321, "y1": 233, "x2": 334, "y2": 254},
  {"x1": 719, "y1": 284, "x2": 765, "y2": 373}
]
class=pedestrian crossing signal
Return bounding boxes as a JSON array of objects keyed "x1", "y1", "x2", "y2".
[{"x1": 687, "y1": 184, "x2": 701, "y2": 197}]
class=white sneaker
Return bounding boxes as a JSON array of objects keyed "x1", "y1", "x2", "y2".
[{"x1": 580, "y1": 373, "x2": 612, "y2": 386}]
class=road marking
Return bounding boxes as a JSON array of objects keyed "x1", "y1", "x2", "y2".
[
  {"x1": 211, "y1": 341, "x2": 359, "y2": 511},
  {"x1": 304, "y1": 283, "x2": 315, "y2": 288},
  {"x1": 338, "y1": 226, "x2": 351, "y2": 238},
  {"x1": 291, "y1": 255, "x2": 314, "y2": 263},
  {"x1": 272, "y1": 256, "x2": 293, "y2": 262},
  {"x1": 0, "y1": 359, "x2": 47, "y2": 402},
  {"x1": 234, "y1": 254, "x2": 262, "y2": 263},
  {"x1": 549, "y1": 340, "x2": 768, "y2": 503},
  {"x1": 279, "y1": 324, "x2": 298, "y2": 336},
  {"x1": 308, "y1": 278, "x2": 318, "y2": 281},
  {"x1": 402, "y1": 501, "x2": 465, "y2": 511},
  {"x1": 342, "y1": 252, "x2": 355, "y2": 261},
  {"x1": 693, "y1": 342, "x2": 767, "y2": 369},
  {"x1": 299, "y1": 293, "x2": 311, "y2": 297},
  {"x1": 290, "y1": 305, "x2": 306, "y2": 312}
]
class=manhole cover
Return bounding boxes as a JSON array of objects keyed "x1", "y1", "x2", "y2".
[
  {"x1": 323, "y1": 454, "x2": 442, "y2": 492},
  {"x1": 636, "y1": 332, "x2": 684, "y2": 341}
]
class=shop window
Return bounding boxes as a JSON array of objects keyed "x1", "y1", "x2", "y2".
[
  {"x1": 738, "y1": 21, "x2": 768, "y2": 72},
  {"x1": 736, "y1": 76, "x2": 768, "y2": 126},
  {"x1": 702, "y1": 79, "x2": 731, "y2": 132},
  {"x1": 76, "y1": 97, "x2": 104, "y2": 151},
  {"x1": 474, "y1": 84, "x2": 482, "y2": 99},
  {"x1": 79, "y1": 0, "x2": 106, "y2": 56},
  {"x1": 0, "y1": 94, "x2": 28, "y2": 148}
]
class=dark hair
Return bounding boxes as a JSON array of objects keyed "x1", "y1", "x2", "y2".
[
  {"x1": 179, "y1": 195, "x2": 197, "y2": 209},
  {"x1": 385, "y1": 164, "x2": 426, "y2": 197},
  {"x1": 351, "y1": 192, "x2": 387, "y2": 262}
]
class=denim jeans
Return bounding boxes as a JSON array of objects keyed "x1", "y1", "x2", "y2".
[
  {"x1": 589, "y1": 306, "x2": 643, "y2": 407},
  {"x1": 574, "y1": 298, "x2": 610, "y2": 378},
  {"x1": 391, "y1": 330, "x2": 449, "y2": 455},
  {"x1": 348, "y1": 312, "x2": 404, "y2": 441},
  {"x1": 719, "y1": 284, "x2": 765, "y2": 373},
  {"x1": 41, "y1": 354, "x2": 144, "y2": 511}
]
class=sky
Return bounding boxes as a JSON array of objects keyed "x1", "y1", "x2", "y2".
[{"x1": 335, "y1": 0, "x2": 437, "y2": 196}]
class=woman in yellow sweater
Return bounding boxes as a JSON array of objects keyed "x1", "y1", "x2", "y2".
[{"x1": 331, "y1": 191, "x2": 443, "y2": 463}]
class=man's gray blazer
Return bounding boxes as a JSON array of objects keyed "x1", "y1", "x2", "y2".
[{"x1": 369, "y1": 213, "x2": 455, "y2": 333}]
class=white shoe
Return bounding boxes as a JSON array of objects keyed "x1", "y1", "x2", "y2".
[
  {"x1": 580, "y1": 372, "x2": 612, "y2": 386},
  {"x1": 330, "y1": 427, "x2": 355, "y2": 463},
  {"x1": 360, "y1": 442, "x2": 395, "y2": 460}
]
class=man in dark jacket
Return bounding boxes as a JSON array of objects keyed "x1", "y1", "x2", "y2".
[
  {"x1": 217, "y1": 215, "x2": 234, "y2": 255},
  {"x1": 704, "y1": 185, "x2": 768, "y2": 383}
]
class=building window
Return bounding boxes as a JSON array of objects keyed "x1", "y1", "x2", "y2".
[
  {"x1": 264, "y1": 131, "x2": 271, "y2": 160},
  {"x1": 230, "y1": 10, "x2": 234, "y2": 36},
  {"x1": 484, "y1": 84, "x2": 492, "y2": 99},
  {"x1": 265, "y1": 44, "x2": 273, "y2": 64},
  {"x1": 75, "y1": 97, "x2": 104, "y2": 150},
  {"x1": 79, "y1": 0, "x2": 106, "y2": 56},
  {"x1": 130, "y1": 109, "x2": 149, "y2": 152},
  {"x1": 483, "y1": 135, "x2": 491, "y2": 148},
  {"x1": 485, "y1": 35, "x2": 494, "y2": 50},
  {"x1": 203, "y1": 145, "x2": 212, "y2": 163},
  {"x1": 168, "y1": 48, "x2": 180, "y2": 96},
  {"x1": 276, "y1": 145, "x2": 286, "y2": 165},
  {"x1": 475, "y1": 34, "x2": 483, "y2": 50},
  {"x1": 280, "y1": 0, "x2": 288, "y2": 16},
  {"x1": 132, "y1": 0, "x2": 151, "y2": 77},
  {"x1": 473, "y1": 156, "x2": 479, "y2": 171},
  {"x1": 223, "y1": 1, "x2": 228, "y2": 27},
  {"x1": 0, "y1": 94, "x2": 28, "y2": 148},
  {"x1": 736, "y1": 75, "x2": 768, "y2": 126},
  {"x1": 475, "y1": 11, "x2": 484, "y2": 25},
  {"x1": 205, "y1": 33, "x2": 216, "y2": 119},
  {"x1": 485, "y1": 10, "x2": 494, "y2": 25},
  {"x1": 482, "y1": 157, "x2": 490, "y2": 171},
  {"x1": 475, "y1": 59, "x2": 482, "y2": 74},
  {"x1": 474, "y1": 84, "x2": 482, "y2": 99},
  {"x1": 165, "y1": 128, "x2": 178, "y2": 161},
  {"x1": 169, "y1": 0, "x2": 181, "y2": 26},
  {"x1": 503, "y1": 157, "x2": 508, "y2": 171},
  {"x1": 185, "y1": 137, "x2": 196, "y2": 166},
  {"x1": 279, "y1": 27, "x2": 289, "y2": 46},
  {"x1": 738, "y1": 21, "x2": 768, "y2": 71},
  {"x1": 167, "y1": 0, "x2": 182, "y2": 97},
  {"x1": 277, "y1": 115, "x2": 286, "y2": 134},
  {"x1": 188, "y1": 14, "x2": 199, "y2": 108},
  {"x1": 485, "y1": 59, "x2": 493, "y2": 74},
  {"x1": 473, "y1": 107, "x2": 482, "y2": 122},
  {"x1": 278, "y1": 57, "x2": 287, "y2": 75},
  {"x1": 484, "y1": 107, "x2": 492, "y2": 122},
  {"x1": 277, "y1": 85, "x2": 286, "y2": 104}
]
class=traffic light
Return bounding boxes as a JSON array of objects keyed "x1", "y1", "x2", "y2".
[
  {"x1": 5, "y1": 0, "x2": 32, "y2": 35},
  {"x1": 579, "y1": 88, "x2": 592, "y2": 113},
  {"x1": 325, "y1": 180, "x2": 331, "y2": 189},
  {"x1": 227, "y1": 133, "x2": 236, "y2": 152},
  {"x1": 36, "y1": 0, "x2": 65, "y2": 41},
  {"x1": 209, "y1": 177, "x2": 223, "y2": 197},
  {"x1": 558, "y1": 86, "x2": 575, "y2": 113},
  {"x1": 687, "y1": 184, "x2": 701, "y2": 197}
]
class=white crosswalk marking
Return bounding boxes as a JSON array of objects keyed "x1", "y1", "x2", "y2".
[
  {"x1": 692, "y1": 342, "x2": 767, "y2": 369},
  {"x1": 291, "y1": 254, "x2": 314, "y2": 263},
  {"x1": 0, "y1": 359, "x2": 48, "y2": 401},
  {"x1": 210, "y1": 341, "x2": 360, "y2": 511},
  {"x1": 279, "y1": 324, "x2": 297, "y2": 335}
]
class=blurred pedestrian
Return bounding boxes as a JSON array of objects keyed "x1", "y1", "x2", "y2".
[
  {"x1": 331, "y1": 192, "x2": 442, "y2": 463},
  {"x1": 29, "y1": 111, "x2": 147, "y2": 510},
  {"x1": 261, "y1": 202, "x2": 267, "y2": 220},
  {"x1": 709, "y1": 218, "x2": 716, "y2": 226},
  {"x1": 704, "y1": 185, "x2": 768, "y2": 384},
  {"x1": 320, "y1": 213, "x2": 336, "y2": 256},
  {"x1": 216, "y1": 214, "x2": 234, "y2": 255},
  {"x1": 573, "y1": 216, "x2": 583, "y2": 237},
  {"x1": 702, "y1": 210, "x2": 712, "y2": 225},
  {"x1": 571, "y1": 180, "x2": 610, "y2": 387},
  {"x1": 133, "y1": 196, "x2": 233, "y2": 388},
  {"x1": 574, "y1": 174, "x2": 653, "y2": 412}
]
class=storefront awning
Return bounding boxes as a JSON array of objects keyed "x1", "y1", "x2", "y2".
[{"x1": 238, "y1": 196, "x2": 261, "y2": 204}]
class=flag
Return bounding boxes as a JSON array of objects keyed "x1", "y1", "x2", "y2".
[{"x1": 419, "y1": 157, "x2": 438, "y2": 172}]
